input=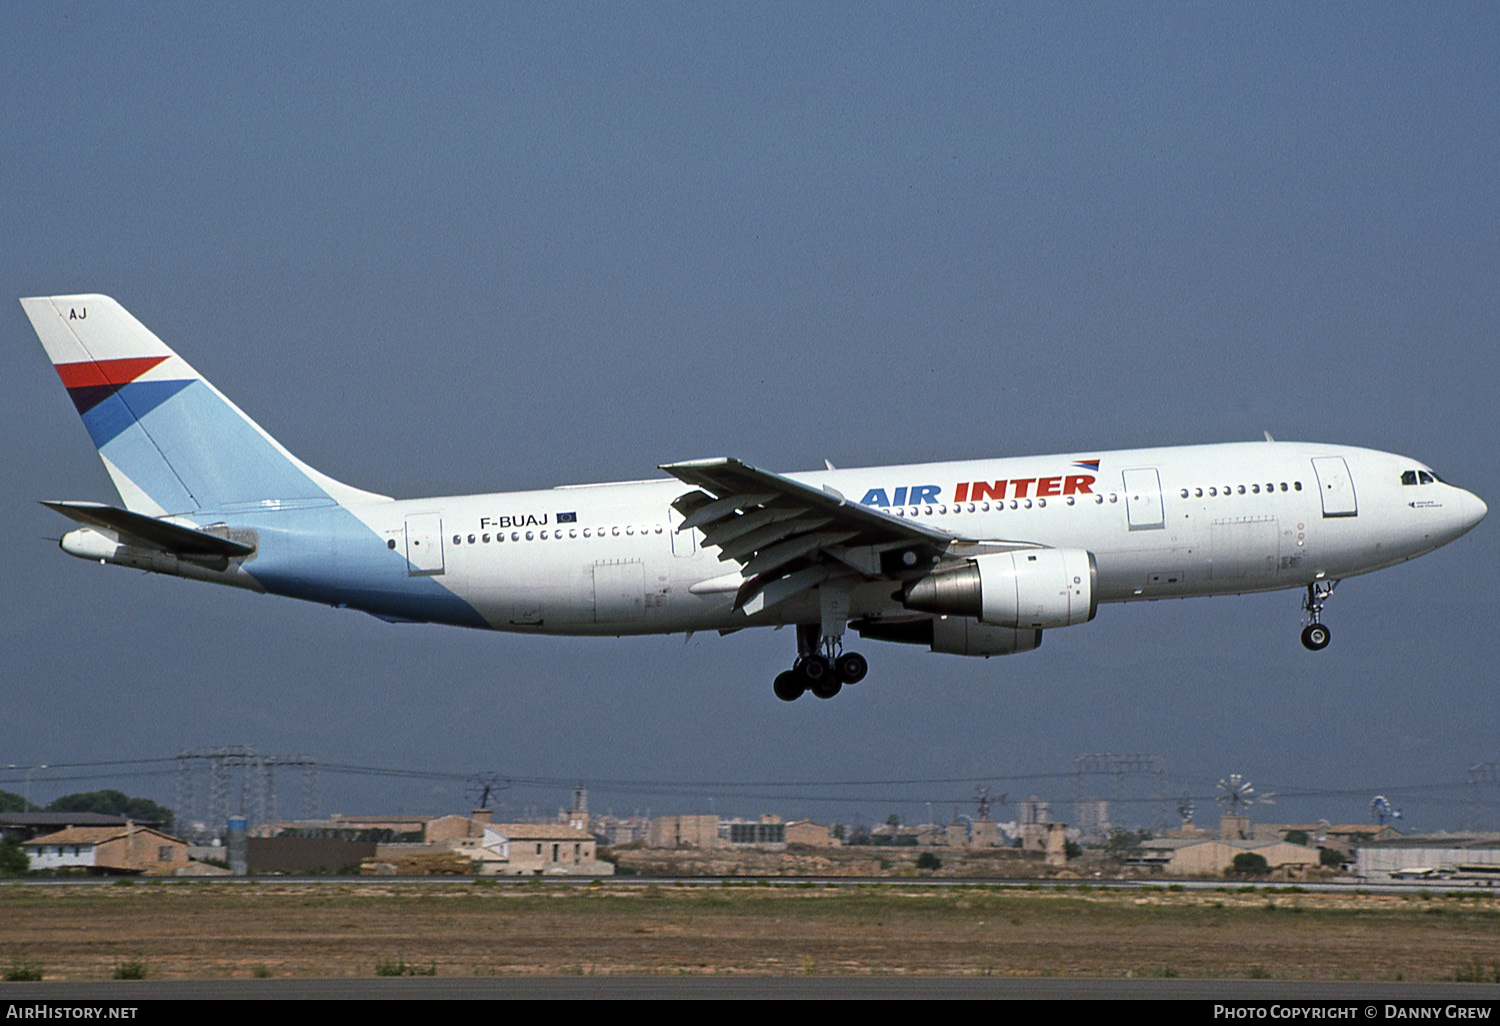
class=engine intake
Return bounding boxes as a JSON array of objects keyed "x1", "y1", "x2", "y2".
[{"x1": 902, "y1": 548, "x2": 1096, "y2": 630}]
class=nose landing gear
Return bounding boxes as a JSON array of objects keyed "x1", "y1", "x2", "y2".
[{"x1": 1300, "y1": 580, "x2": 1337, "y2": 651}]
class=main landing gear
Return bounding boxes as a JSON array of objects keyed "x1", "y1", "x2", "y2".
[
  {"x1": 1300, "y1": 579, "x2": 1338, "y2": 651},
  {"x1": 773, "y1": 623, "x2": 868, "y2": 701}
]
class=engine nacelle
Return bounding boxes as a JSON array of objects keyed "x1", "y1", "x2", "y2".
[
  {"x1": 931, "y1": 616, "x2": 1042, "y2": 657},
  {"x1": 852, "y1": 616, "x2": 1041, "y2": 657},
  {"x1": 902, "y1": 548, "x2": 1096, "y2": 630}
]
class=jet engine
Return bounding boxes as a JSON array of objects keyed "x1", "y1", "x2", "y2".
[
  {"x1": 901, "y1": 548, "x2": 1096, "y2": 630},
  {"x1": 852, "y1": 615, "x2": 1041, "y2": 657}
]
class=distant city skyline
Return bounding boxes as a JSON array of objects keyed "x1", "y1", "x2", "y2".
[{"x1": 3, "y1": 747, "x2": 1495, "y2": 835}]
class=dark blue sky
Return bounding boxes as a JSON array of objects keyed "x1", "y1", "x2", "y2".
[{"x1": 2, "y1": 2, "x2": 1496, "y2": 833}]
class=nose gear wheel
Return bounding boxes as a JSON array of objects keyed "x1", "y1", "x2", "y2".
[{"x1": 1299, "y1": 580, "x2": 1338, "y2": 651}]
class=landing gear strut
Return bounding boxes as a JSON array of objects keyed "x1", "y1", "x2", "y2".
[
  {"x1": 1300, "y1": 579, "x2": 1337, "y2": 651},
  {"x1": 772, "y1": 622, "x2": 868, "y2": 701}
]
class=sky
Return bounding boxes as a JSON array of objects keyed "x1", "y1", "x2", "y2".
[{"x1": 1, "y1": 2, "x2": 1497, "y2": 837}]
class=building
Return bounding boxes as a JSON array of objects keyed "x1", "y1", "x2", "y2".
[
  {"x1": 593, "y1": 814, "x2": 651, "y2": 846},
  {"x1": 481, "y1": 823, "x2": 612, "y2": 876},
  {"x1": 1073, "y1": 799, "x2": 1111, "y2": 841},
  {"x1": 1126, "y1": 837, "x2": 1321, "y2": 878},
  {"x1": 1252, "y1": 823, "x2": 1402, "y2": 852},
  {"x1": 0, "y1": 813, "x2": 131, "y2": 844},
  {"x1": 24, "y1": 824, "x2": 191, "y2": 876},
  {"x1": 726, "y1": 816, "x2": 786, "y2": 849},
  {"x1": 1353, "y1": 834, "x2": 1500, "y2": 882},
  {"x1": 785, "y1": 821, "x2": 839, "y2": 847},
  {"x1": 649, "y1": 814, "x2": 721, "y2": 849}
]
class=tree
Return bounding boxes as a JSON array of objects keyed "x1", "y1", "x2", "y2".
[
  {"x1": 45, "y1": 790, "x2": 174, "y2": 833},
  {"x1": 915, "y1": 852, "x2": 941, "y2": 871},
  {"x1": 0, "y1": 834, "x2": 29, "y2": 876},
  {"x1": 1105, "y1": 828, "x2": 1152, "y2": 852},
  {"x1": 1231, "y1": 852, "x2": 1270, "y2": 876},
  {"x1": 0, "y1": 789, "x2": 38, "y2": 813},
  {"x1": 1283, "y1": 830, "x2": 1309, "y2": 846}
]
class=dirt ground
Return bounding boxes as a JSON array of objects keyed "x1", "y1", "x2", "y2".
[{"x1": 3, "y1": 880, "x2": 1498, "y2": 982}]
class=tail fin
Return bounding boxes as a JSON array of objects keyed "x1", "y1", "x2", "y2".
[{"x1": 22, "y1": 294, "x2": 388, "y2": 515}]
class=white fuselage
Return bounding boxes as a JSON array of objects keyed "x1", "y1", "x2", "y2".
[{"x1": 318, "y1": 441, "x2": 1483, "y2": 636}]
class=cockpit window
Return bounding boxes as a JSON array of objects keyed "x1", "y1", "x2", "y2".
[
  {"x1": 1401, "y1": 470, "x2": 1418, "y2": 486},
  {"x1": 1418, "y1": 471, "x2": 1435, "y2": 484}
]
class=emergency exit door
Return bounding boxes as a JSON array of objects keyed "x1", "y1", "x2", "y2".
[
  {"x1": 404, "y1": 513, "x2": 446, "y2": 576},
  {"x1": 1122, "y1": 468, "x2": 1165, "y2": 531}
]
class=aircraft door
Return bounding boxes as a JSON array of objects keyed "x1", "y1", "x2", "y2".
[
  {"x1": 1122, "y1": 468, "x2": 1165, "y2": 531},
  {"x1": 404, "y1": 513, "x2": 445, "y2": 576},
  {"x1": 668, "y1": 509, "x2": 696, "y2": 557},
  {"x1": 1311, "y1": 457, "x2": 1358, "y2": 518}
]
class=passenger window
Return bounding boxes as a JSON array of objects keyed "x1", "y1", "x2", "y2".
[
  {"x1": 1237, "y1": 485, "x2": 1246, "y2": 495},
  {"x1": 1180, "y1": 489, "x2": 1189, "y2": 499},
  {"x1": 1209, "y1": 487, "x2": 1217, "y2": 497},
  {"x1": 1251, "y1": 484, "x2": 1260, "y2": 494},
  {"x1": 452, "y1": 535, "x2": 461, "y2": 545},
  {"x1": 1292, "y1": 482, "x2": 1299, "y2": 491},
  {"x1": 1195, "y1": 488, "x2": 1203, "y2": 498},
  {"x1": 482, "y1": 533, "x2": 490, "y2": 543}
]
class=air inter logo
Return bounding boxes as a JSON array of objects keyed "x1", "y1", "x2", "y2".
[{"x1": 859, "y1": 464, "x2": 1098, "y2": 507}]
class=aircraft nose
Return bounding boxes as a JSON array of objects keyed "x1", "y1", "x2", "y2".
[{"x1": 1462, "y1": 489, "x2": 1488, "y2": 533}]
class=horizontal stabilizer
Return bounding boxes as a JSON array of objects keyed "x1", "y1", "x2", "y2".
[{"x1": 42, "y1": 501, "x2": 255, "y2": 558}]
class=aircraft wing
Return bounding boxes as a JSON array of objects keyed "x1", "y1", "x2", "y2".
[
  {"x1": 660, "y1": 457, "x2": 955, "y2": 615},
  {"x1": 42, "y1": 501, "x2": 256, "y2": 558}
]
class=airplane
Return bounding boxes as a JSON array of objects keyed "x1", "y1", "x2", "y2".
[{"x1": 21, "y1": 294, "x2": 1488, "y2": 702}]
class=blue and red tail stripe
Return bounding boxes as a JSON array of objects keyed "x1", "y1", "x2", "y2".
[{"x1": 55, "y1": 357, "x2": 170, "y2": 415}]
